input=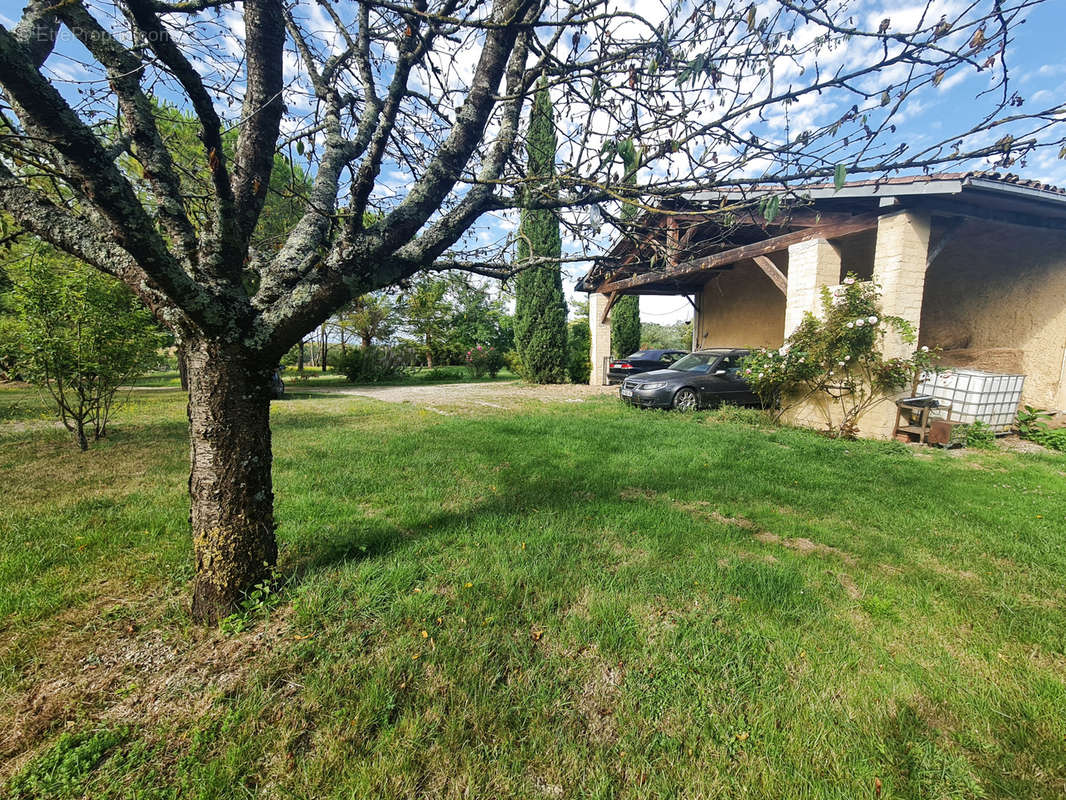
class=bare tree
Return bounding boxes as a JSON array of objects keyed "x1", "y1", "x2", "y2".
[{"x1": 0, "y1": 0, "x2": 1061, "y2": 621}]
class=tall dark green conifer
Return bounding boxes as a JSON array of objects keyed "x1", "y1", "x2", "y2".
[
  {"x1": 611, "y1": 182, "x2": 641, "y2": 357},
  {"x1": 611, "y1": 295, "x2": 641, "y2": 357},
  {"x1": 514, "y1": 79, "x2": 568, "y2": 383}
]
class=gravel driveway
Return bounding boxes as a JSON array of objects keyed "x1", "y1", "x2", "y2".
[{"x1": 300, "y1": 380, "x2": 615, "y2": 413}]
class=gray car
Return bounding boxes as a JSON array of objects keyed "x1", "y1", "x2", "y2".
[{"x1": 619, "y1": 348, "x2": 760, "y2": 410}]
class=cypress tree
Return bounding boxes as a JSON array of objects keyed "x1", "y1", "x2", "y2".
[
  {"x1": 514, "y1": 79, "x2": 568, "y2": 383},
  {"x1": 611, "y1": 295, "x2": 641, "y2": 357},
  {"x1": 611, "y1": 180, "x2": 641, "y2": 356}
]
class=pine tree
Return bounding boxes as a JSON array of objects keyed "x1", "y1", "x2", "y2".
[{"x1": 514, "y1": 79, "x2": 568, "y2": 383}]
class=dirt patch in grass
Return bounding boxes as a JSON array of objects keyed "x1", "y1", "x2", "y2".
[
  {"x1": 997, "y1": 435, "x2": 1051, "y2": 456},
  {"x1": 304, "y1": 381, "x2": 615, "y2": 411},
  {"x1": 576, "y1": 649, "x2": 624, "y2": 745},
  {"x1": 922, "y1": 558, "x2": 979, "y2": 582},
  {"x1": 672, "y1": 499, "x2": 760, "y2": 531},
  {"x1": 619, "y1": 487, "x2": 658, "y2": 501},
  {"x1": 754, "y1": 531, "x2": 857, "y2": 565},
  {"x1": 0, "y1": 605, "x2": 294, "y2": 778},
  {"x1": 609, "y1": 538, "x2": 650, "y2": 571},
  {"x1": 836, "y1": 572, "x2": 862, "y2": 600}
]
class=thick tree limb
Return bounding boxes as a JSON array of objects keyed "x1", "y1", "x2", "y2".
[{"x1": 0, "y1": 25, "x2": 221, "y2": 329}]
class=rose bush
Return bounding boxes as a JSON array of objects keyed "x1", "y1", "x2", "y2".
[
  {"x1": 743, "y1": 274, "x2": 940, "y2": 438},
  {"x1": 465, "y1": 345, "x2": 504, "y2": 378}
]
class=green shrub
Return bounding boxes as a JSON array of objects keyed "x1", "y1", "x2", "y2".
[
  {"x1": 339, "y1": 346, "x2": 405, "y2": 383},
  {"x1": 1015, "y1": 405, "x2": 1066, "y2": 451},
  {"x1": 464, "y1": 346, "x2": 504, "y2": 378},
  {"x1": 964, "y1": 420, "x2": 996, "y2": 449},
  {"x1": 610, "y1": 295, "x2": 640, "y2": 358},
  {"x1": 1027, "y1": 425, "x2": 1066, "y2": 452},
  {"x1": 4, "y1": 244, "x2": 165, "y2": 449},
  {"x1": 420, "y1": 367, "x2": 466, "y2": 381},
  {"x1": 567, "y1": 319, "x2": 591, "y2": 384},
  {"x1": 1016, "y1": 405, "x2": 1054, "y2": 437}
]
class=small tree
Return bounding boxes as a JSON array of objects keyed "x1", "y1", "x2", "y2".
[
  {"x1": 340, "y1": 294, "x2": 400, "y2": 350},
  {"x1": 743, "y1": 275, "x2": 939, "y2": 438},
  {"x1": 401, "y1": 276, "x2": 453, "y2": 368},
  {"x1": 4, "y1": 243, "x2": 164, "y2": 449},
  {"x1": 611, "y1": 295, "x2": 641, "y2": 358}
]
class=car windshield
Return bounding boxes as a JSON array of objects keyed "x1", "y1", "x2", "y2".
[
  {"x1": 670, "y1": 353, "x2": 721, "y2": 372},
  {"x1": 625, "y1": 351, "x2": 649, "y2": 359}
]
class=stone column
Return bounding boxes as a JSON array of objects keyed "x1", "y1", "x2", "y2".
[
  {"x1": 589, "y1": 293, "x2": 612, "y2": 385},
  {"x1": 784, "y1": 238, "x2": 841, "y2": 337},
  {"x1": 872, "y1": 210, "x2": 931, "y2": 359}
]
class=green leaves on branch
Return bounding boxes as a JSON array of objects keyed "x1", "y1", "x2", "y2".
[
  {"x1": 759, "y1": 194, "x2": 781, "y2": 222},
  {"x1": 834, "y1": 164, "x2": 848, "y2": 191}
]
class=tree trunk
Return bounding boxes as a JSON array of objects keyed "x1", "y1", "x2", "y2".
[
  {"x1": 320, "y1": 324, "x2": 328, "y2": 372},
  {"x1": 186, "y1": 340, "x2": 277, "y2": 624}
]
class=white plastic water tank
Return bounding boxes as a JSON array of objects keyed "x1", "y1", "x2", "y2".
[{"x1": 916, "y1": 368, "x2": 1025, "y2": 433}]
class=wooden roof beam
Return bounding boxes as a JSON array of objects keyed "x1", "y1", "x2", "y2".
[
  {"x1": 752, "y1": 255, "x2": 787, "y2": 294},
  {"x1": 594, "y1": 213, "x2": 879, "y2": 294}
]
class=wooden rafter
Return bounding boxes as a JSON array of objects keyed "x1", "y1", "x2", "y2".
[
  {"x1": 926, "y1": 217, "x2": 965, "y2": 268},
  {"x1": 752, "y1": 255, "x2": 787, "y2": 293},
  {"x1": 595, "y1": 213, "x2": 879, "y2": 294}
]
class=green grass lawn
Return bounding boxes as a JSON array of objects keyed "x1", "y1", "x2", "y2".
[{"x1": 1, "y1": 384, "x2": 1064, "y2": 799}]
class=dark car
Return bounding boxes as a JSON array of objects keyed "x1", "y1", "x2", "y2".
[
  {"x1": 607, "y1": 349, "x2": 688, "y2": 384},
  {"x1": 619, "y1": 349, "x2": 760, "y2": 410}
]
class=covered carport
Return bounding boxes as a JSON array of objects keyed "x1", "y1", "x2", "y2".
[{"x1": 578, "y1": 172, "x2": 1066, "y2": 436}]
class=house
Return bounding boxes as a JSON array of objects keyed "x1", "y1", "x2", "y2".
[{"x1": 578, "y1": 172, "x2": 1066, "y2": 437}]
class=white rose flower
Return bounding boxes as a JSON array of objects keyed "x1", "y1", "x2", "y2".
[
  {"x1": 844, "y1": 355, "x2": 851, "y2": 361},
  {"x1": 921, "y1": 345, "x2": 929, "y2": 352},
  {"x1": 846, "y1": 322, "x2": 854, "y2": 329},
  {"x1": 855, "y1": 319, "x2": 865, "y2": 327},
  {"x1": 868, "y1": 315, "x2": 878, "y2": 324}
]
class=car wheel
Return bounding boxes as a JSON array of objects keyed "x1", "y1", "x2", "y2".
[{"x1": 672, "y1": 387, "x2": 698, "y2": 411}]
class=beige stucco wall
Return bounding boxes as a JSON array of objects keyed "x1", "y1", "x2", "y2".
[
  {"x1": 919, "y1": 222, "x2": 1066, "y2": 410},
  {"x1": 696, "y1": 259, "x2": 786, "y2": 349},
  {"x1": 781, "y1": 394, "x2": 900, "y2": 439}
]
